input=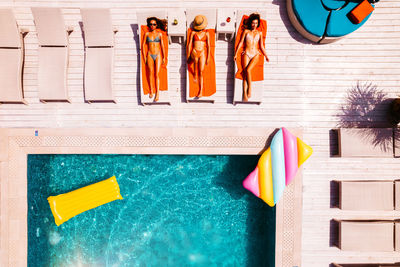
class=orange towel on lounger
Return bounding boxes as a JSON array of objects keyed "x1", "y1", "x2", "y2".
[
  {"x1": 235, "y1": 15, "x2": 267, "y2": 82},
  {"x1": 186, "y1": 28, "x2": 216, "y2": 98},
  {"x1": 140, "y1": 25, "x2": 168, "y2": 95}
]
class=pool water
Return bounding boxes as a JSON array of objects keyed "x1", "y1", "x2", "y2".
[{"x1": 28, "y1": 155, "x2": 275, "y2": 267}]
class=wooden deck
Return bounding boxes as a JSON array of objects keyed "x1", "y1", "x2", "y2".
[{"x1": 1, "y1": 0, "x2": 400, "y2": 266}]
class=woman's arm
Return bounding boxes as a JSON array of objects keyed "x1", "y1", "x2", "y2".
[
  {"x1": 187, "y1": 31, "x2": 194, "y2": 61},
  {"x1": 234, "y1": 30, "x2": 246, "y2": 61},
  {"x1": 206, "y1": 31, "x2": 211, "y2": 64},
  {"x1": 142, "y1": 32, "x2": 148, "y2": 64},
  {"x1": 258, "y1": 31, "x2": 269, "y2": 62},
  {"x1": 160, "y1": 31, "x2": 166, "y2": 65}
]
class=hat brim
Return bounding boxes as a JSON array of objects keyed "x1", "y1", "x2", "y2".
[{"x1": 194, "y1": 24, "x2": 207, "y2": 30}]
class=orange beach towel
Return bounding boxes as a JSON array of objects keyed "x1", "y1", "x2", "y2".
[
  {"x1": 140, "y1": 25, "x2": 168, "y2": 95},
  {"x1": 235, "y1": 15, "x2": 267, "y2": 82},
  {"x1": 186, "y1": 28, "x2": 216, "y2": 98}
]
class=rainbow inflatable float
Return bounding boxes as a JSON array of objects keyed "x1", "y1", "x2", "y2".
[{"x1": 243, "y1": 128, "x2": 312, "y2": 207}]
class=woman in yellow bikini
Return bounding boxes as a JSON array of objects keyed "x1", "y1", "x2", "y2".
[
  {"x1": 142, "y1": 17, "x2": 166, "y2": 102},
  {"x1": 234, "y1": 13, "x2": 269, "y2": 102},
  {"x1": 187, "y1": 15, "x2": 210, "y2": 98}
]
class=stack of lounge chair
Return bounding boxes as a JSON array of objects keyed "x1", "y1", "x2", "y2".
[{"x1": 333, "y1": 180, "x2": 400, "y2": 265}]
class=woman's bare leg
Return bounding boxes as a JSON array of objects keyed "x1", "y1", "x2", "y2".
[
  {"x1": 147, "y1": 54, "x2": 155, "y2": 98},
  {"x1": 154, "y1": 54, "x2": 162, "y2": 102},
  {"x1": 242, "y1": 54, "x2": 250, "y2": 101},
  {"x1": 198, "y1": 52, "x2": 206, "y2": 97},
  {"x1": 246, "y1": 55, "x2": 259, "y2": 99},
  {"x1": 190, "y1": 51, "x2": 199, "y2": 82}
]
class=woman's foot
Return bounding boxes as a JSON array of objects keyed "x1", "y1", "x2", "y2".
[
  {"x1": 149, "y1": 91, "x2": 154, "y2": 98},
  {"x1": 154, "y1": 92, "x2": 159, "y2": 102},
  {"x1": 247, "y1": 89, "x2": 251, "y2": 99}
]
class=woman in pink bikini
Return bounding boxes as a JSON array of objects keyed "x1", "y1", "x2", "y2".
[
  {"x1": 187, "y1": 15, "x2": 210, "y2": 98},
  {"x1": 234, "y1": 13, "x2": 269, "y2": 102},
  {"x1": 142, "y1": 17, "x2": 166, "y2": 102}
]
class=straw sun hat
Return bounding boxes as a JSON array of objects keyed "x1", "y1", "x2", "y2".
[{"x1": 193, "y1": 15, "x2": 208, "y2": 30}]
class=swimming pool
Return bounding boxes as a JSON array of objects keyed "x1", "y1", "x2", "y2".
[{"x1": 28, "y1": 154, "x2": 275, "y2": 266}]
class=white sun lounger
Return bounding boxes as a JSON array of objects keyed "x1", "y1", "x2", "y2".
[
  {"x1": 336, "y1": 180, "x2": 394, "y2": 210},
  {"x1": 32, "y1": 7, "x2": 72, "y2": 102},
  {"x1": 137, "y1": 10, "x2": 170, "y2": 105},
  {"x1": 233, "y1": 9, "x2": 267, "y2": 105},
  {"x1": 81, "y1": 8, "x2": 116, "y2": 103},
  {"x1": 336, "y1": 220, "x2": 394, "y2": 252},
  {"x1": 335, "y1": 128, "x2": 394, "y2": 157},
  {"x1": 0, "y1": 9, "x2": 28, "y2": 104}
]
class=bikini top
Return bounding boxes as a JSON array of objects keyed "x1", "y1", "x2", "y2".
[
  {"x1": 194, "y1": 33, "x2": 207, "y2": 42},
  {"x1": 245, "y1": 31, "x2": 260, "y2": 43},
  {"x1": 146, "y1": 35, "x2": 161, "y2": 43}
]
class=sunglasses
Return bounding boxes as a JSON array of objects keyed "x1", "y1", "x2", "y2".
[{"x1": 150, "y1": 23, "x2": 157, "y2": 26}]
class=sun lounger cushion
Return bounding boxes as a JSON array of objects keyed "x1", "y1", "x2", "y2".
[
  {"x1": 31, "y1": 8, "x2": 68, "y2": 46},
  {"x1": 320, "y1": 0, "x2": 347, "y2": 10},
  {"x1": 326, "y1": 1, "x2": 374, "y2": 37},
  {"x1": 37, "y1": 47, "x2": 68, "y2": 101},
  {"x1": 339, "y1": 221, "x2": 394, "y2": 251},
  {"x1": 396, "y1": 222, "x2": 400, "y2": 252},
  {"x1": 0, "y1": 49, "x2": 23, "y2": 102},
  {"x1": 0, "y1": 9, "x2": 25, "y2": 103},
  {"x1": 291, "y1": 0, "x2": 329, "y2": 38},
  {"x1": 396, "y1": 181, "x2": 400, "y2": 211},
  {"x1": 337, "y1": 128, "x2": 393, "y2": 157},
  {"x1": 339, "y1": 181, "x2": 393, "y2": 210},
  {"x1": 0, "y1": 9, "x2": 21, "y2": 48},
  {"x1": 289, "y1": 0, "x2": 374, "y2": 41},
  {"x1": 84, "y1": 48, "x2": 114, "y2": 101}
]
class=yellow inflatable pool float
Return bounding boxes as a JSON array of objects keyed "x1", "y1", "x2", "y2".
[{"x1": 48, "y1": 176, "x2": 123, "y2": 226}]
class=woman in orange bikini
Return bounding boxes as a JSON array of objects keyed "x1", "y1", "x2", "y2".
[
  {"x1": 142, "y1": 17, "x2": 166, "y2": 102},
  {"x1": 234, "y1": 13, "x2": 269, "y2": 102},
  {"x1": 187, "y1": 15, "x2": 210, "y2": 98}
]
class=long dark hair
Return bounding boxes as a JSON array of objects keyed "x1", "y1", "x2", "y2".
[
  {"x1": 146, "y1": 17, "x2": 160, "y2": 29},
  {"x1": 245, "y1": 13, "x2": 260, "y2": 29}
]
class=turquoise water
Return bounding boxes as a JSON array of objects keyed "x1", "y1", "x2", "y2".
[{"x1": 28, "y1": 155, "x2": 275, "y2": 267}]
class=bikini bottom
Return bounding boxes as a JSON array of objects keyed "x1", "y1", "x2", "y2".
[
  {"x1": 191, "y1": 48, "x2": 205, "y2": 58},
  {"x1": 244, "y1": 51, "x2": 259, "y2": 61},
  {"x1": 149, "y1": 53, "x2": 159, "y2": 62}
]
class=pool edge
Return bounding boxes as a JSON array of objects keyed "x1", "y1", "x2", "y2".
[{"x1": 0, "y1": 127, "x2": 303, "y2": 267}]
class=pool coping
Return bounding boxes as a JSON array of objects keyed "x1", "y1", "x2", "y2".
[{"x1": 0, "y1": 128, "x2": 302, "y2": 267}]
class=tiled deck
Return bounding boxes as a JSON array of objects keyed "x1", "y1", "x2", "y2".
[{"x1": 0, "y1": 0, "x2": 400, "y2": 266}]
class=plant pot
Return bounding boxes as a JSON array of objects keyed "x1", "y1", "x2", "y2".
[{"x1": 390, "y1": 98, "x2": 400, "y2": 124}]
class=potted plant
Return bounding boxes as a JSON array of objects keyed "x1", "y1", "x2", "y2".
[{"x1": 390, "y1": 97, "x2": 400, "y2": 124}]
